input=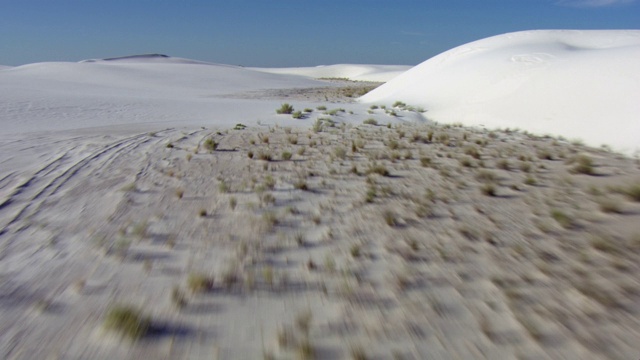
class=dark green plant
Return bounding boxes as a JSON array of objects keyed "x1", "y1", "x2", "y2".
[
  {"x1": 276, "y1": 103, "x2": 294, "y2": 114},
  {"x1": 103, "y1": 305, "x2": 151, "y2": 340},
  {"x1": 187, "y1": 273, "x2": 214, "y2": 293},
  {"x1": 203, "y1": 138, "x2": 218, "y2": 152}
]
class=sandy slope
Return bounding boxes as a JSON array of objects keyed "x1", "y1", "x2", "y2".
[{"x1": 360, "y1": 30, "x2": 640, "y2": 154}]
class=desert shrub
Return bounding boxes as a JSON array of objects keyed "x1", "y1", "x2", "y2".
[
  {"x1": 233, "y1": 123, "x2": 246, "y2": 130},
  {"x1": 480, "y1": 183, "x2": 497, "y2": 196},
  {"x1": 175, "y1": 188, "x2": 184, "y2": 199},
  {"x1": 316, "y1": 105, "x2": 327, "y2": 111},
  {"x1": 187, "y1": 273, "x2": 214, "y2": 293},
  {"x1": 426, "y1": 131, "x2": 434, "y2": 142},
  {"x1": 551, "y1": 209, "x2": 573, "y2": 228},
  {"x1": 350, "y1": 244, "x2": 361, "y2": 258},
  {"x1": 393, "y1": 101, "x2": 407, "y2": 108},
  {"x1": 524, "y1": 176, "x2": 537, "y2": 186},
  {"x1": 297, "y1": 338, "x2": 315, "y2": 359},
  {"x1": 282, "y1": 151, "x2": 292, "y2": 161},
  {"x1": 420, "y1": 157, "x2": 432, "y2": 167},
  {"x1": 264, "y1": 175, "x2": 276, "y2": 189},
  {"x1": 324, "y1": 108, "x2": 345, "y2": 116},
  {"x1": 103, "y1": 305, "x2": 150, "y2": 340},
  {"x1": 365, "y1": 187, "x2": 376, "y2": 203},
  {"x1": 262, "y1": 211, "x2": 279, "y2": 228},
  {"x1": 171, "y1": 286, "x2": 188, "y2": 309},
  {"x1": 383, "y1": 209, "x2": 398, "y2": 227},
  {"x1": 303, "y1": 108, "x2": 313, "y2": 113},
  {"x1": 459, "y1": 156, "x2": 474, "y2": 168},
  {"x1": 218, "y1": 180, "x2": 229, "y2": 193},
  {"x1": 276, "y1": 103, "x2": 294, "y2": 114},
  {"x1": 570, "y1": 155, "x2": 594, "y2": 175},
  {"x1": 597, "y1": 197, "x2": 623, "y2": 214},
  {"x1": 537, "y1": 149, "x2": 553, "y2": 160},
  {"x1": 438, "y1": 133, "x2": 450, "y2": 144},
  {"x1": 312, "y1": 119, "x2": 323, "y2": 133},
  {"x1": 496, "y1": 159, "x2": 510, "y2": 170},
  {"x1": 334, "y1": 146, "x2": 347, "y2": 160},
  {"x1": 366, "y1": 164, "x2": 390, "y2": 177},
  {"x1": 590, "y1": 235, "x2": 619, "y2": 254},
  {"x1": 293, "y1": 180, "x2": 309, "y2": 191},
  {"x1": 292, "y1": 111, "x2": 303, "y2": 119},
  {"x1": 258, "y1": 151, "x2": 272, "y2": 161},
  {"x1": 203, "y1": 138, "x2": 217, "y2": 152},
  {"x1": 476, "y1": 170, "x2": 498, "y2": 183},
  {"x1": 464, "y1": 146, "x2": 481, "y2": 159},
  {"x1": 363, "y1": 118, "x2": 378, "y2": 126}
]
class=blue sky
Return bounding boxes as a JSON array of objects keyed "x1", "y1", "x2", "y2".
[{"x1": 1, "y1": 0, "x2": 638, "y2": 67}]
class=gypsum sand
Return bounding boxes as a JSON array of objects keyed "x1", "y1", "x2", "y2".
[{"x1": 0, "y1": 113, "x2": 639, "y2": 359}]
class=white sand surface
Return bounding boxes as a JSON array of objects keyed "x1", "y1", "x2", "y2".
[
  {"x1": 1, "y1": 36, "x2": 639, "y2": 359},
  {"x1": 360, "y1": 30, "x2": 640, "y2": 154},
  {"x1": 0, "y1": 55, "x2": 374, "y2": 134}
]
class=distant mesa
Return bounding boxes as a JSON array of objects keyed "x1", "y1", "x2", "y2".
[
  {"x1": 101, "y1": 54, "x2": 170, "y2": 61},
  {"x1": 79, "y1": 54, "x2": 218, "y2": 65},
  {"x1": 80, "y1": 54, "x2": 170, "y2": 62}
]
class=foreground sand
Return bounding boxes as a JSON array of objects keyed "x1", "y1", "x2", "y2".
[{"x1": 1, "y1": 105, "x2": 639, "y2": 359}]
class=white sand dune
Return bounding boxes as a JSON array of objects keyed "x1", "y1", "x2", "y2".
[
  {"x1": 361, "y1": 30, "x2": 640, "y2": 154},
  {"x1": 0, "y1": 55, "x2": 345, "y2": 134},
  {"x1": 251, "y1": 64, "x2": 411, "y2": 82},
  {"x1": 0, "y1": 55, "x2": 408, "y2": 134}
]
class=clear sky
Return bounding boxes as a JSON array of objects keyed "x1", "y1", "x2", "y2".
[{"x1": 1, "y1": 0, "x2": 638, "y2": 67}]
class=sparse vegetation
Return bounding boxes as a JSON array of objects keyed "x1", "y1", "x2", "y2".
[
  {"x1": 103, "y1": 305, "x2": 151, "y2": 340},
  {"x1": 203, "y1": 137, "x2": 218, "y2": 152}
]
